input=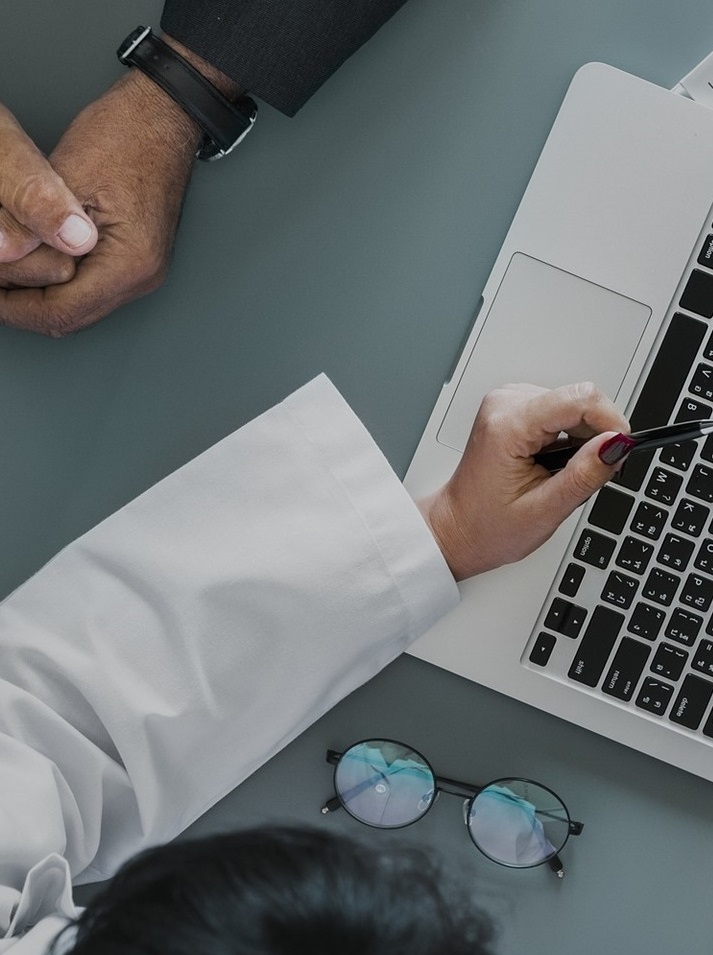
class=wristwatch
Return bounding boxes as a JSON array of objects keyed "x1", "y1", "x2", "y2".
[{"x1": 117, "y1": 26, "x2": 257, "y2": 161}]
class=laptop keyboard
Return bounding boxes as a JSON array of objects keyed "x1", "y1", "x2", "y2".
[{"x1": 525, "y1": 235, "x2": 713, "y2": 741}]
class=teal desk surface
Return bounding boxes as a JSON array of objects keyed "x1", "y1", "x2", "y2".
[{"x1": 4, "y1": 2, "x2": 713, "y2": 952}]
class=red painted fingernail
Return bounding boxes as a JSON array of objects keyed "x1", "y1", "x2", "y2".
[{"x1": 599, "y1": 433, "x2": 637, "y2": 466}]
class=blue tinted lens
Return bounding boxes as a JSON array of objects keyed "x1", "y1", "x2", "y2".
[
  {"x1": 334, "y1": 740, "x2": 435, "y2": 828},
  {"x1": 467, "y1": 778, "x2": 570, "y2": 867}
]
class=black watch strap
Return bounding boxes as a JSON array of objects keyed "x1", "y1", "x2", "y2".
[{"x1": 117, "y1": 26, "x2": 257, "y2": 161}]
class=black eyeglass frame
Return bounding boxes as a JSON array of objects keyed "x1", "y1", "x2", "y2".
[{"x1": 321, "y1": 739, "x2": 583, "y2": 879}]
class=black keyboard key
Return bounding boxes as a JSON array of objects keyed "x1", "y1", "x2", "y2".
[
  {"x1": 692, "y1": 639, "x2": 713, "y2": 678},
  {"x1": 698, "y1": 234, "x2": 713, "y2": 270},
  {"x1": 680, "y1": 573, "x2": 713, "y2": 612},
  {"x1": 636, "y1": 677, "x2": 674, "y2": 716},
  {"x1": 669, "y1": 675, "x2": 713, "y2": 729},
  {"x1": 687, "y1": 464, "x2": 713, "y2": 503},
  {"x1": 601, "y1": 570, "x2": 639, "y2": 609},
  {"x1": 671, "y1": 498, "x2": 709, "y2": 536},
  {"x1": 703, "y1": 435, "x2": 713, "y2": 463},
  {"x1": 615, "y1": 536, "x2": 654, "y2": 575},
  {"x1": 657, "y1": 533, "x2": 695, "y2": 572},
  {"x1": 694, "y1": 538, "x2": 713, "y2": 574},
  {"x1": 529, "y1": 632, "x2": 557, "y2": 667},
  {"x1": 680, "y1": 269, "x2": 713, "y2": 318},
  {"x1": 589, "y1": 487, "x2": 635, "y2": 535},
  {"x1": 650, "y1": 643, "x2": 688, "y2": 682},
  {"x1": 615, "y1": 449, "x2": 654, "y2": 492},
  {"x1": 628, "y1": 601, "x2": 665, "y2": 641},
  {"x1": 642, "y1": 567, "x2": 680, "y2": 606},
  {"x1": 706, "y1": 327, "x2": 713, "y2": 361},
  {"x1": 630, "y1": 501, "x2": 668, "y2": 540},
  {"x1": 659, "y1": 441, "x2": 697, "y2": 472},
  {"x1": 573, "y1": 529, "x2": 616, "y2": 569},
  {"x1": 543, "y1": 598, "x2": 587, "y2": 638},
  {"x1": 689, "y1": 363, "x2": 713, "y2": 403},
  {"x1": 703, "y1": 710, "x2": 713, "y2": 738},
  {"x1": 602, "y1": 637, "x2": 650, "y2": 701},
  {"x1": 625, "y1": 314, "x2": 707, "y2": 432},
  {"x1": 559, "y1": 562, "x2": 585, "y2": 597},
  {"x1": 666, "y1": 608, "x2": 703, "y2": 647},
  {"x1": 568, "y1": 606, "x2": 624, "y2": 687},
  {"x1": 645, "y1": 467, "x2": 683, "y2": 506},
  {"x1": 675, "y1": 397, "x2": 713, "y2": 422}
]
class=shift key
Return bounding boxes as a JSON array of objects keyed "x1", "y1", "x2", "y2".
[{"x1": 568, "y1": 605, "x2": 624, "y2": 687}]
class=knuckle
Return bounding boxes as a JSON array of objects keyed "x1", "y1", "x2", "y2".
[
  {"x1": 11, "y1": 174, "x2": 62, "y2": 221},
  {"x1": 570, "y1": 380, "x2": 601, "y2": 403},
  {"x1": 0, "y1": 256, "x2": 75, "y2": 287},
  {"x1": 478, "y1": 390, "x2": 499, "y2": 414},
  {"x1": 44, "y1": 306, "x2": 85, "y2": 338},
  {"x1": 136, "y1": 246, "x2": 168, "y2": 291},
  {"x1": 478, "y1": 387, "x2": 513, "y2": 420},
  {"x1": 52, "y1": 257, "x2": 77, "y2": 284},
  {"x1": 0, "y1": 213, "x2": 34, "y2": 254}
]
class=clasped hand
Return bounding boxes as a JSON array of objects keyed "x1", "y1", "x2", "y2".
[{"x1": 0, "y1": 72, "x2": 199, "y2": 336}]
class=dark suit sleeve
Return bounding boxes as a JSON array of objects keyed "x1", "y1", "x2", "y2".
[{"x1": 160, "y1": 0, "x2": 410, "y2": 116}]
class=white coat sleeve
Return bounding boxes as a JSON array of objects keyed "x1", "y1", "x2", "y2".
[{"x1": 0, "y1": 374, "x2": 459, "y2": 951}]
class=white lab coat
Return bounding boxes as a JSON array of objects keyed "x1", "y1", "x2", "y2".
[{"x1": 0, "y1": 375, "x2": 459, "y2": 953}]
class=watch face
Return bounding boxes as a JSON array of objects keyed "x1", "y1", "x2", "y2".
[{"x1": 117, "y1": 25, "x2": 151, "y2": 61}]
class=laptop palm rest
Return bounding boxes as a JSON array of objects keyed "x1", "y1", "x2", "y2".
[{"x1": 437, "y1": 252, "x2": 652, "y2": 453}]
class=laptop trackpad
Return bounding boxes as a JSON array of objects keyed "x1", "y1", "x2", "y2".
[{"x1": 437, "y1": 253, "x2": 652, "y2": 453}]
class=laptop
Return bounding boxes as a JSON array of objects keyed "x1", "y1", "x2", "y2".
[{"x1": 404, "y1": 61, "x2": 713, "y2": 782}]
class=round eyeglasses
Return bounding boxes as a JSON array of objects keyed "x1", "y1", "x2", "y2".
[{"x1": 320, "y1": 739, "x2": 583, "y2": 878}]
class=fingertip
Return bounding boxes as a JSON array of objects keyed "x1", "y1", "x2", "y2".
[
  {"x1": 597, "y1": 432, "x2": 636, "y2": 467},
  {"x1": 0, "y1": 229, "x2": 41, "y2": 264}
]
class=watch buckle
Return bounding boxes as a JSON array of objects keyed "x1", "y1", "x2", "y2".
[
  {"x1": 201, "y1": 105, "x2": 257, "y2": 161},
  {"x1": 118, "y1": 25, "x2": 151, "y2": 63}
]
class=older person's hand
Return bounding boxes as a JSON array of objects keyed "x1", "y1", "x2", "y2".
[
  {"x1": 0, "y1": 103, "x2": 98, "y2": 290},
  {"x1": 0, "y1": 37, "x2": 237, "y2": 337},
  {"x1": 417, "y1": 381, "x2": 630, "y2": 581},
  {"x1": 0, "y1": 68, "x2": 199, "y2": 337}
]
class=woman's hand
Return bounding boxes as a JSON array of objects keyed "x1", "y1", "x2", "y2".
[{"x1": 418, "y1": 381, "x2": 630, "y2": 580}]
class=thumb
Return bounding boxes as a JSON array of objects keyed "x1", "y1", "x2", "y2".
[
  {"x1": 0, "y1": 104, "x2": 97, "y2": 261},
  {"x1": 534, "y1": 431, "x2": 623, "y2": 522}
]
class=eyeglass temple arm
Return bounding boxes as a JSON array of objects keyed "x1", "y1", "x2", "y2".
[
  {"x1": 321, "y1": 795, "x2": 342, "y2": 814},
  {"x1": 322, "y1": 751, "x2": 343, "y2": 813}
]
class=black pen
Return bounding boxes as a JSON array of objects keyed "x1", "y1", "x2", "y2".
[{"x1": 534, "y1": 419, "x2": 713, "y2": 473}]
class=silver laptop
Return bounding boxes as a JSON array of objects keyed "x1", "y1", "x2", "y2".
[{"x1": 404, "y1": 61, "x2": 713, "y2": 782}]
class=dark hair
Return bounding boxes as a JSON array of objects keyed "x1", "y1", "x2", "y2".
[{"x1": 54, "y1": 826, "x2": 495, "y2": 955}]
